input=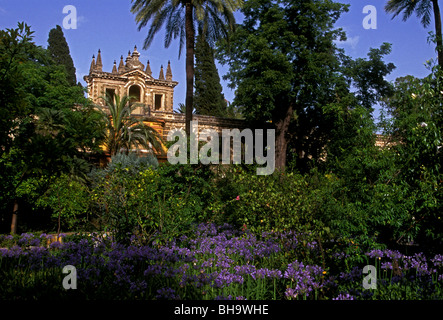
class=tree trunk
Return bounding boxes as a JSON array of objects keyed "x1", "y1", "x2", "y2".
[
  {"x1": 10, "y1": 200, "x2": 18, "y2": 234},
  {"x1": 185, "y1": 1, "x2": 195, "y2": 137},
  {"x1": 274, "y1": 103, "x2": 294, "y2": 171},
  {"x1": 432, "y1": 0, "x2": 443, "y2": 68}
]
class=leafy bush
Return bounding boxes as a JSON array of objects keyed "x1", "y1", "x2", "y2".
[
  {"x1": 376, "y1": 71, "x2": 443, "y2": 248},
  {"x1": 211, "y1": 166, "x2": 394, "y2": 258},
  {"x1": 36, "y1": 174, "x2": 90, "y2": 232},
  {"x1": 105, "y1": 152, "x2": 159, "y2": 173},
  {"x1": 213, "y1": 168, "x2": 330, "y2": 239},
  {"x1": 89, "y1": 153, "x2": 216, "y2": 244}
]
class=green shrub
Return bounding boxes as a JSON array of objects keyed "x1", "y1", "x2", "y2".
[
  {"x1": 36, "y1": 174, "x2": 90, "y2": 232},
  {"x1": 213, "y1": 168, "x2": 320, "y2": 234},
  {"x1": 89, "y1": 153, "x2": 217, "y2": 244},
  {"x1": 211, "y1": 167, "x2": 387, "y2": 257}
]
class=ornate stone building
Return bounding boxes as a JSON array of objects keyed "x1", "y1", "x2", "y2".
[
  {"x1": 84, "y1": 46, "x2": 178, "y2": 114},
  {"x1": 84, "y1": 46, "x2": 247, "y2": 162}
]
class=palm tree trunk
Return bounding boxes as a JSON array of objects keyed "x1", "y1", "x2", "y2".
[
  {"x1": 185, "y1": 1, "x2": 195, "y2": 137},
  {"x1": 432, "y1": 0, "x2": 443, "y2": 68}
]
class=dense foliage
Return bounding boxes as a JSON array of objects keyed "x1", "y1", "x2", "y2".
[
  {"x1": 0, "y1": 0, "x2": 442, "y2": 301},
  {"x1": 47, "y1": 25, "x2": 77, "y2": 86},
  {"x1": 194, "y1": 32, "x2": 229, "y2": 118},
  {"x1": 0, "y1": 23, "x2": 105, "y2": 233}
]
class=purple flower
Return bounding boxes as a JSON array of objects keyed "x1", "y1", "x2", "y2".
[
  {"x1": 3, "y1": 245, "x2": 23, "y2": 258},
  {"x1": 332, "y1": 252, "x2": 347, "y2": 260},
  {"x1": 233, "y1": 264, "x2": 257, "y2": 276},
  {"x1": 284, "y1": 260, "x2": 324, "y2": 296},
  {"x1": 333, "y1": 293, "x2": 355, "y2": 300},
  {"x1": 214, "y1": 295, "x2": 233, "y2": 300},
  {"x1": 144, "y1": 264, "x2": 163, "y2": 276},
  {"x1": 339, "y1": 266, "x2": 362, "y2": 282},
  {"x1": 403, "y1": 252, "x2": 431, "y2": 275},
  {"x1": 384, "y1": 249, "x2": 403, "y2": 260},
  {"x1": 129, "y1": 280, "x2": 147, "y2": 292},
  {"x1": 285, "y1": 287, "x2": 298, "y2": 299},
  {"x1": 431, "y1": 254, "x2": 443, "y2": 268},
  {"x1": 381, "y1": 262, "x2": 393, "y2": 270},
  {"x1": 211, "y1": 269, "x2": 244, "y2": 288},
  {"x1": 155, "y1": 287, "x2": 180, "y2": 300},
  {"x1": 49, "y1": 241, "x2": 63, "y2": 249},
  {"x1": 18, "y1": 233, "x2": 35, "y2": 246},
  {"x1": 254, "y1": 268, "x2": 282, "y2": 279},
  {"x1": 215, "y1": 256, "x2": 233, "y2": 268},
  {"x1": 366, "y1": 249, "x2": 384, "y2": 259}
]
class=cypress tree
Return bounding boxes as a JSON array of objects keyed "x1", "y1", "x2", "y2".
[
  {"x1": 47, "y1": 25, "x2": 77, "y2": 86},
  {"x1": 194, "y1": 32, "x2": 227, "y2": 117}
]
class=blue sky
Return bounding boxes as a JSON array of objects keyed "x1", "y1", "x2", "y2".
[{"x1": 0, "y1": 0, "x2": 437, "y2": 115}]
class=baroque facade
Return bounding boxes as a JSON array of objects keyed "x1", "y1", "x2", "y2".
[
  {"x1": 83, "y1": 46, "x2": 247, "y2": 161},
  {"x1": 84, "y1": 46, "x2": 178, "y2": 114}
]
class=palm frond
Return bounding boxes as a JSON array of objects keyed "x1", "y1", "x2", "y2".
[
  {"x1": 417, "y1": 0, "x2": 433, "y2": 28},
  {"x1": 164, "y1": 6, "x2": 185, "y2": 49},
  {"x1": 97, "y1": 93, "x2": 164, "y2": 156},
  {"x1": 132, "y1": 0, "x2": 241, "y2": 53},
  {"x1": 385, "y1": 0, "x2": 434, "y2": 27},
  {"x1": 35, "y1": 107, "x2": 66, "y2": 137}
]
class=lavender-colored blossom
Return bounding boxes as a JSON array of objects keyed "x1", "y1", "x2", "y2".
[
  {"x1": 155, "y1": 287, "x2": 180, "y2": 300},
  {"x1": 233, "y1": 264, "x2": 257, "y2": 276},
  {"x1": 339, "y1": 266, "x2": 362, "y2": 282},
  {"x1": 254, "y1": 268, "x2": 282, "y2": 280},
  {"x1": 403, "y1": 252, "x2": 431, "y2": 275},
  {"x1": 333, "y1": 293, "x2": 355, "y2": 300},
  {"x1": 384, "y1": 249, "x2": 403, "y2": 260},
  {"x1": 284, "y1": 260, "x2": 324, "y2": 296},
  {"x1": 431, "y1": 254, "x2": 443, "y2": 268},
  {"x1": 285, "y1": 287, "x2": 298, "y2": 299},
  {"x1": 211, "y1": 269, "x2": 244, "y2": 288},
  {"x1": 366, "y1": 249, "x2": 384, "y2": 259},
  {"x1": 332, "y1": 252, "x2": 347, "y2": 260},
  {"x1": 214, "y1": 295, "x2": 233, "y2": 300},
  {"x1": 129, "y1": 280, "x2": 147, "y2": 292},
  {"x1": 381, "y1": 261, "x2": 393, "y2": 270}
]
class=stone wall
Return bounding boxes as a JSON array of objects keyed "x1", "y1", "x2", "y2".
[
  {"x1": 140, "y1": 112, "x2": 249, "y2": 162},
  {"x1": 151, "y1": 111, "x2": 249, "y2": 140},
  {"x1": 140, "y1": 111, "x2": 391, "y2": 163}
]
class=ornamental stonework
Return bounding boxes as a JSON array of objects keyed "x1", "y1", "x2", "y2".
[{"x1": 83, "y1": 46, "x2": 178, "y2": 114}]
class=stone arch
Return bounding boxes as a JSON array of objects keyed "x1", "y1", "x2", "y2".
[{"x1": 128, "y1": 84, "x2": 142, "y2": 103}]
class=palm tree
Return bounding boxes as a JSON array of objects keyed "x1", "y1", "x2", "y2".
[
  {"x1": 176, "y1": 102, "x2": 195, "y2": 113},
  {"x1": 385, "y1": 0, "x2": 443, "y2": 68},
  {"x1": 131, "y1": 0, "x2": 242, "y2": 136},
  {"x1": 98, "y1": 93, "x2": 163, "y2": 158}
]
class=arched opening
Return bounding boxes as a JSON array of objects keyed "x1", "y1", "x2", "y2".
[{"x1": 128, "y1": 85, "x2": 141, "y2": 104}]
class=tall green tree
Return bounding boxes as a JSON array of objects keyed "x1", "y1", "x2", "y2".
[
  {"x1": 131, "y1": 0, "x2": 242, "y2": 136},
  {"x1": 0, "y1": 22, "x2": 35, "y2": 154},
  {"x1": 219, "y1": 0, "x2": 348, "y2": 171},
  {"x1": 0, "y1": 23, "x2": 105, "y2": 233},
  {"x1": 47, "y1": 25, "x2": 77, "y2": 86},
  {"x1": 98, "y1": 93, "x2": 163, "y2": 157},
  {"x1": 374, "y1": 70, "x2": 443, "y2": 246},
  {"x1": 385, "y1": 0, "x2": 443, "y2": 68},
  {"x1": 194, "y1": 31, "x2": 228, "y2": 117},
  {"x1": 219, "y1": 0, "x2": 395, "y2": 171}
]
